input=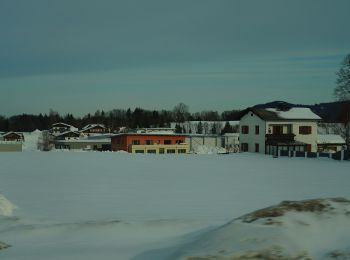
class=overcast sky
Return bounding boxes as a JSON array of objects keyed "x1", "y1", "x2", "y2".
[{"x1": 0, "y1": 0, "x2": 349, "y2": 116}]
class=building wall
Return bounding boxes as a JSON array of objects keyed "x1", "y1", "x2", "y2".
[
  {"x1": 239, "y1": 112, "x2": 266, "y2": 153},
  {"x1": 111, "y1": 135, "x2": 186, "y2": 152},
  {"x1": 266, "y1": 121, "x2": 318, "y2": 152},
  {"x1": 130, "y1": 144, "x2": 189, "y2": 154},
  {"x1": 0, "y1": 142, "x2": 22, "y2": 152},
  {"x1": 54, "y1": 140, "x2": 111, "y2": 150}
]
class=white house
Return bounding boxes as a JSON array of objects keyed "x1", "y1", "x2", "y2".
[
  {"x1": 51, "y1": 123, "x2": 78, "y2": 135},
  {"x1": 239, "y1": 107, "x2": 321, "y2": 155}
]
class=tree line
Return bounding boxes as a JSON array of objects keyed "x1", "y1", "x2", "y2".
[{"x1": 0, "y1": 104, "x2": 241, "y2": 133}]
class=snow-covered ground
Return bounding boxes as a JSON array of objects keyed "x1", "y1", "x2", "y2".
[{"x1": 0, "y1": 152, "x2": 349, "y2": 259}]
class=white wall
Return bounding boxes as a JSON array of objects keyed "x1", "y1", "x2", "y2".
[
  {"x1": 266, "y1": 121, "x2": 318, "y2": 152},
  {"x1": 239, "y1": 112, "x2": 266, "y2": 153}
]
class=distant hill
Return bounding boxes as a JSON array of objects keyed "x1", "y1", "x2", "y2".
[{"x1": 254, "y1": 100, "x2": 350, "y2": 123}]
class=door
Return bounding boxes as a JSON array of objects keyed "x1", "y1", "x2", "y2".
[{"x1": 306, "y1": 144, "x2": 312, "y2": 152}]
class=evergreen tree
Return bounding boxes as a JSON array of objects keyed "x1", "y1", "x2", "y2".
[
  {"x1": 175, "y1": 123, "x2": 182, "y2": 133},
  {"x1": 221, "y1": 121, "x2": 233, "y2": 134},
  {"x1": 211, "y1": 123, "x2": 217, "y2": 135},
  {"x1": 197, "y1": 121, "x2": 203, "y2": 134}
]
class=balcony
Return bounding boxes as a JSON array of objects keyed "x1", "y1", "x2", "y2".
[{"x1": 265, "y1": 133, "x2": 295, "y2": 143}]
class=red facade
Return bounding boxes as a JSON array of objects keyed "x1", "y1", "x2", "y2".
[{"x1": 111, "y1": 134, "x2": 186, "y2": 152}]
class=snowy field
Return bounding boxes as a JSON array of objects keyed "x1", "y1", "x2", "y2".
[{"x1": 0, "y1": 152, "x2": 349, "y2": 259}]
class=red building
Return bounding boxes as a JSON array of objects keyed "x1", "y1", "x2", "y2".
[{"x1": 111, "y1": 134, "x2": 188, "y2": 154}]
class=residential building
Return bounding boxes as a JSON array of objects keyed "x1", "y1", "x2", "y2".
[
  {"x1": 239, "y1": 107, "x2": 321, "y2": 155},
  {"x1": 111, "y1": 133, "x2": 189, "y2": 154},
  {"x1": 1, "y1": 132, "x2": 24, "y2": 142},
  {"x1": 54, "y1": 131, "x2": 81, "y2": 141},
  {"x1": 0, "y1": 132, "x2": 23, "y2": 152},
  {"x1": 51, "y1": 123, "x2": 77, "y2": 135},
  {"x1": 80, "y1": 124, "x2": 107, "y2": 134}
]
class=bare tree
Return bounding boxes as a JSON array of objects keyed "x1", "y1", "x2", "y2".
[
  {"x1": 173, "y1": 103, "x2": 190, "y2": 123},
  {"x1": 334, "y1": 54, "x2": 350, "y2": 101},
  {"x1": 334, "y1": 55, "x2": 350, "y2": 149},
  {"x1": 37, "y1": 130, "x2": 54, "y2": 151}
]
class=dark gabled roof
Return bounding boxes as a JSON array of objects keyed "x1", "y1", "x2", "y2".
[
  {"x1": 238, "y1": 107, "x2": 280, "y2": 121},
  {"x1": 2, "y1": 131, "x2": 24, "y2": 138}
]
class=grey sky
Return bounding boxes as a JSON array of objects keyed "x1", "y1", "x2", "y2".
[{"x1": 0, "y1": 0, "x2": 349, "y2": 116}]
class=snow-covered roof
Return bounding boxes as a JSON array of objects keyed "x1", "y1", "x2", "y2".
[
  {"x1": 82, "y1": 124, "x2": 105, "y2": 130},
  {"x1": 266, "y1": 108, "x2": 321, "y2": 120},
  {"x1": 52, "y1": 122, "x2": 74, "y2": 128},
  {"x1": 242, "y1": 107, "x2": 321, "y2": 121},
  {"x1": 317, "y1": 134, "x2": 345, "y2": 144},
  {"x1": 55, "y1": 131, "x2": 81, "y2": 137},
  {"x1": 2, "y1": 131, "x2": 23, "y2": 138},
  {"x1": 136, "y1": 130, "x2": 175, "y2": 135}
]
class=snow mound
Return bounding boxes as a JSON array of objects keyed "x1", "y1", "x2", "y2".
[
  {"x1": 22, "y1": 130, "x2": 41, "y2": 151},
  {"x1": 0, "y1": 241, "x2": 10, "y2": 251},
  {"x1": 174, "y1": 198, "x2": 350, "y2": 260},
  {"x1": 0, "y1": 193, "x2": 16, "y2": 217}
]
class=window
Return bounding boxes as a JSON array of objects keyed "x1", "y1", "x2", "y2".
[
  {"x1": 241, "y1": 125, "x2": 249, "y2": 134},
  {"x1": 132, "y1": 140, "x2": 140, "y2": 145},
  {"x1": 159, "y1": 148, "x2": 165, "y2": 154},
  {"x1": 164, "y1": 140, "x2": 172, "y2": 145},
  {"x1": 299, "y1": 126, "x2": 311, "y2": 135},
  {"x1": 176, "y1": 139, "x2": 183, "y2": 144},
  {"x1": 135, "y1": 150, "x2": 144, "y2": 154},
  {"x1": 272, "y1": 125, "x2": 283, "y2": 134},
  {"x1": 166, "y1": 149, "x2": 176, "y2": 154},
  {"x1": 145, "y1": 140, "x2": 153, "y2": 145},
  {"x1": 255, "y1": 125, "x2": 259, "y2": 135},
  {"x1": 255, "y1": 143, "x2": 259, "y2": 153},
  {"x1": 147, "y1": 150, "x2": 156, "y2": 154},
  {"x1": 241, "y1": 143, "x2": 248, "y2": 152},
  {"x1": 178, "y1": 149, "x2": 186, "y2": 154}
]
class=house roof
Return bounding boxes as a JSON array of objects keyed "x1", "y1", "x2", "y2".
[
  {"x1": 55, "y1": 131, "x2": 81, "y2": 137},
  {"x1": 2, "y1": 131, "x2": 23, "y2": 138},
  {"x1": 81, "y1": 124, "x2": 106, "y2": 131},
  {"x1": 240, "y1": 107, "x2": 321, "y2": 121},
  {"x1": 52, "y1": 122, "x2": 74, "y2": 128},
  {"x1": 317, "y1": 134, "x2": 345, "y2": 144}
]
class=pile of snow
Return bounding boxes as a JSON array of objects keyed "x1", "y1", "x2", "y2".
[
  {"x1": 22, "y1": 130, "x2": 41, "y2": 152},
  {"x1": 0, "y1": 193, "x2": 16, "y2": 217},
  {"x1": 174, "y1": 198, "x2": 350, "y2": 260},
  {"x1": 194, "y1": 145, "x2": 227, "y2": 154}
]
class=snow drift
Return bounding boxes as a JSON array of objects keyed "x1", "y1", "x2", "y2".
[
  {"x1": 172, "y1": 198, "x2": 350, "y2": 260},
  {"x1": 0, "y1": 193, "x2": 16, "y2": 217}
]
